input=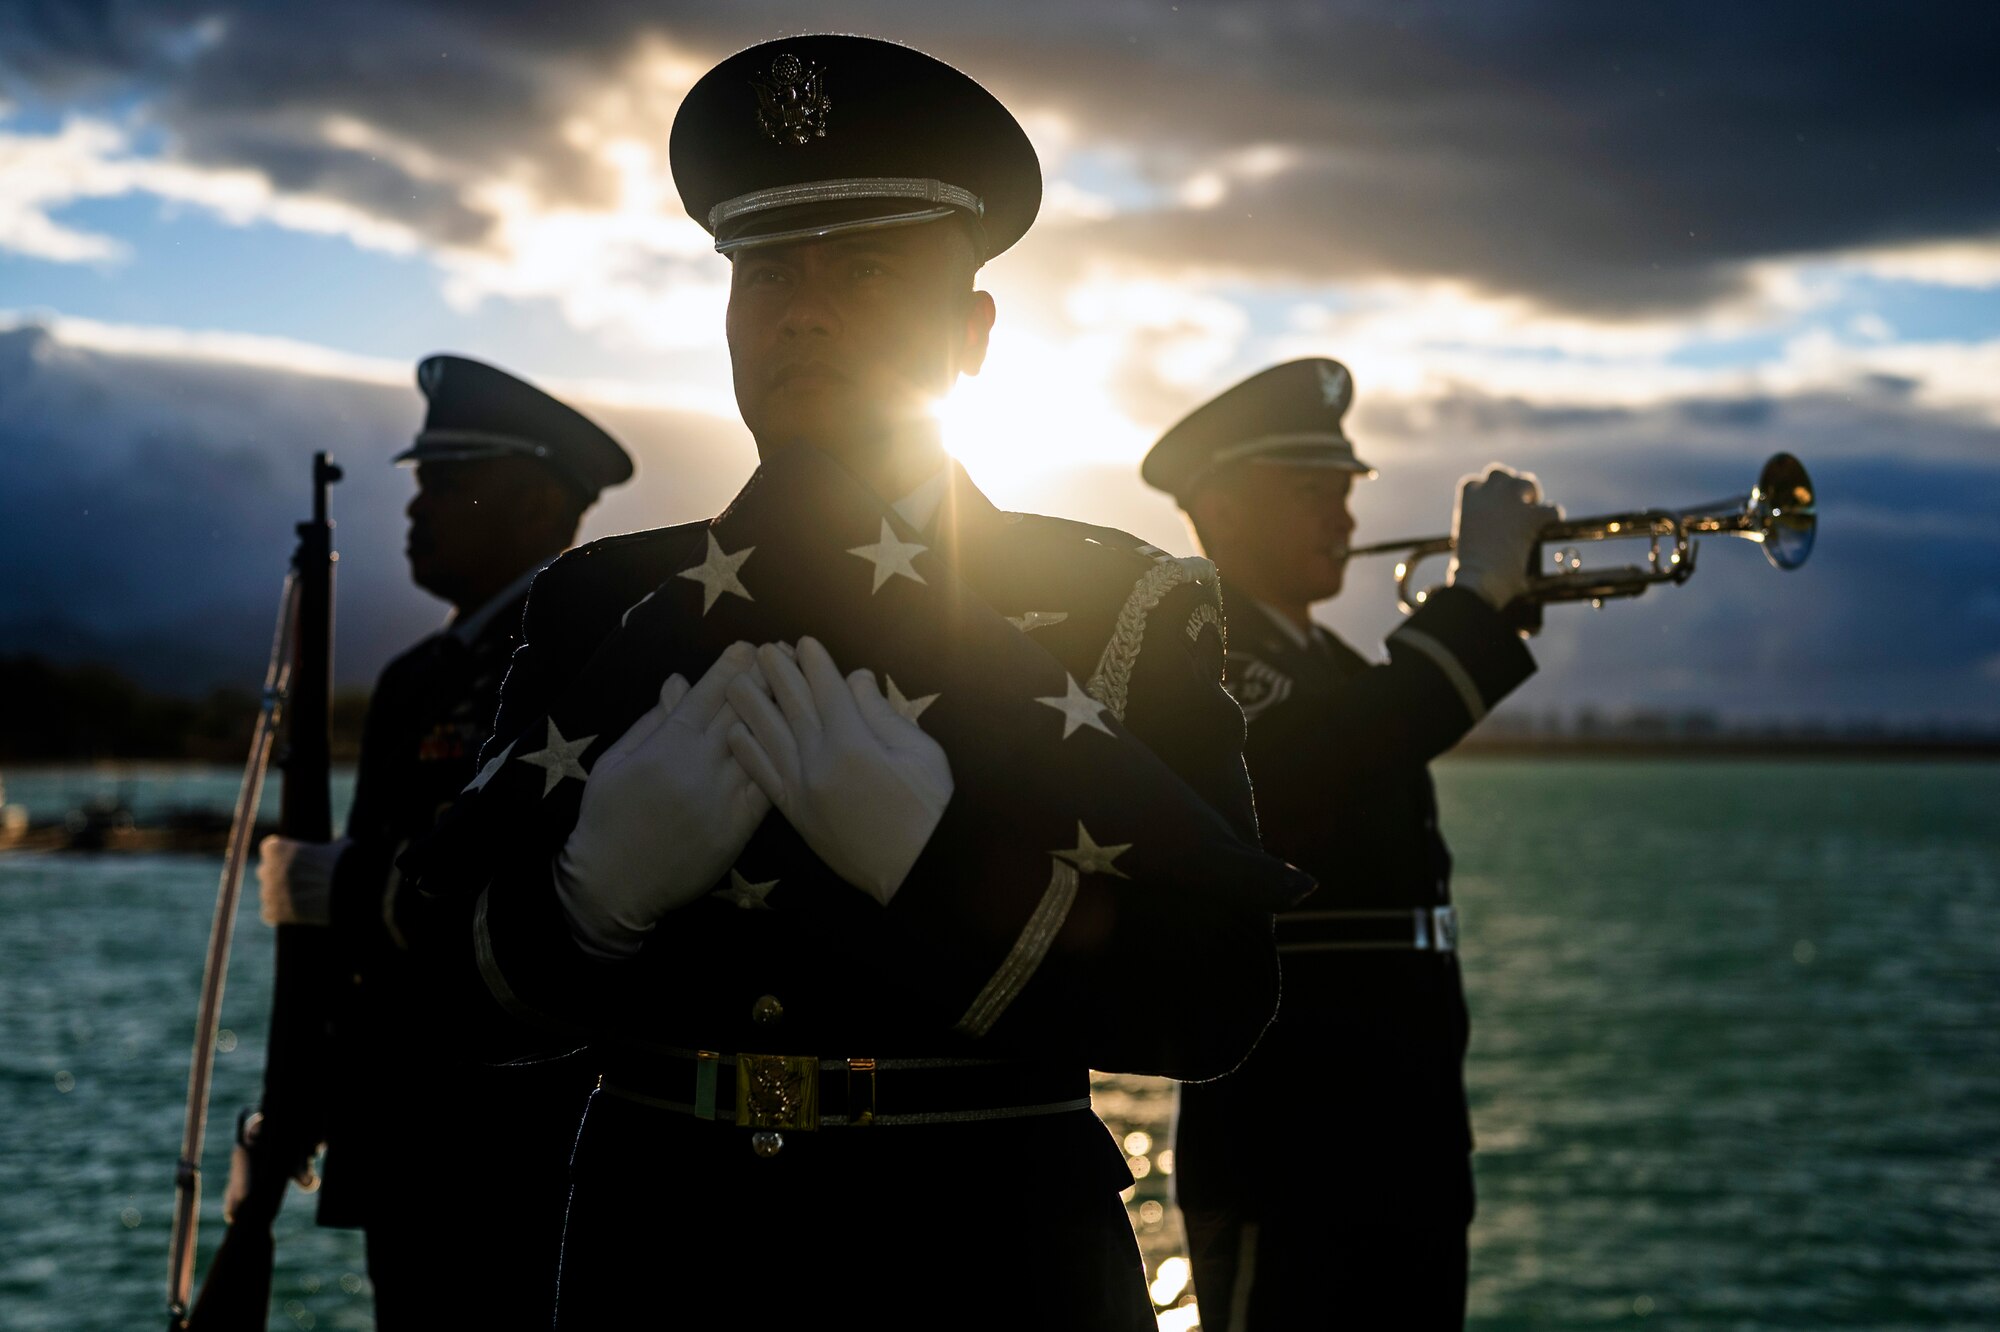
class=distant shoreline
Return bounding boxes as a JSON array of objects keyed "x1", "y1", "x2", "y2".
[
  {"x1": 5, "y1": 742, "x2": 2000, "y2": 779},
  {"x1": 8, "y1": 653, "x2": 1998, "y2": 767},
  {"x1": 1454, "y1": 736, "x2": 2000, "y2": 761}
]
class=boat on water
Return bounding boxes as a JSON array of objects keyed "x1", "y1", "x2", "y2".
[{"x1": 0, "y1": 780, "x2": 258, "y2": 855}]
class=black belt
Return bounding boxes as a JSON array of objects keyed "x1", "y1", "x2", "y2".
[
  {"x1": 1277, "y1": 905, "x2": 1459, "y2": 954},
  {"x1": 598, "y1": 1053, "x2": 1091, "y2": 1130}
]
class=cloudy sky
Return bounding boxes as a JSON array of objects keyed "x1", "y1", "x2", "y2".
[{"x1": 3, "y1": 1, "x2": 1997, "y2": 721}]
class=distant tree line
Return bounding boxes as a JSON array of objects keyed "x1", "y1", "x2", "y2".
[
  {"x1": 1461, "y1": 704, "x2": 2000, "y2": 758},
  {"x1": 0, "y1": 656, "x2": 368, "y2": 763},
  {"x1": 4, "y1": 652, "x2": 1992, "y2": 764}
]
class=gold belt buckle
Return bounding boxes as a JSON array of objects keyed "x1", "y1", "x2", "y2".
[{"x1": 735, "y1": 1053, "x2": 820, "y2": 1130}]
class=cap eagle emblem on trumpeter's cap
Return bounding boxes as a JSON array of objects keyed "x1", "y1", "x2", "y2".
[
  {"x1": 1142, "y1": 358, "x2": 1376, "y2": 505},
  {"x1": 1316, "y1": 360, "x2": 1350, "y2": 408},
  {"x1": 671, "y1": 35, "x2": 1042, "y2": 261}
]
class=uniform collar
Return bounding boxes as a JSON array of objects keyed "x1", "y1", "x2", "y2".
[
  {"x1": 447, "y1": 561, "x2": 548, "y2": 645},
  {"x1": 1251, "y1": 597, "x2": 1314, "y2": 651},
  {"x1": 1249, "y1": 597, "x2": 1355, "y2": 663},
  {"x1": 905, "y1": 454, "x2": 1010, "y2": 564}
]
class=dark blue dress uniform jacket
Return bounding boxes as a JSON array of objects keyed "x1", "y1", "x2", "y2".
[
  {"x1": 397, "y1": 452, "x2": 1310, "y2": 1326},
  {"x1": 316, "y1": 587, "x2": 595, "y2": 1321},
  {"x1": 319, "y1": 591, "x2": 535, "y2": 1224},
  {"x1": 1175, "y1": 587, "x2": 1534, "y2": 1226}
]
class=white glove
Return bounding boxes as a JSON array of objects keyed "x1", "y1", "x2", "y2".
[
  {"x1": 1447, "y1": 465, "x2": 1562, "y2": 610},
  {"x1": 257, "y1": 835, "x2": 348, "y2": 927},
  {"x1": 554, "y1": 642, "x2": 774, "y2": 959},
  {"x1": 725, "y1": 637, "x2": 954, "y2": 907}
]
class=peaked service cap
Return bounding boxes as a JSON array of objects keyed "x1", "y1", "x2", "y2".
[
  {"x1": 395, "y1": 355, "x2": 633, "y2": 501},
  {"x1": 670, "y1": 35, "x2": 1041, "y2": 261},
  {"x1": 1142, "y1": 358, "x2": 1376, "y2": 505}
]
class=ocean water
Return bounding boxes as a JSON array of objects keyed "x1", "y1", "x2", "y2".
[{"x1": 0, "y1": 760, "x2": 1995, "y2": 1330}]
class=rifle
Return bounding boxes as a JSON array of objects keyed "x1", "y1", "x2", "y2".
[{"x1": 168, "y1": 453, "x2": 343, "y2": 1330}]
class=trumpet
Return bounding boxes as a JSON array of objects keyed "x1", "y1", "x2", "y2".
[{"x1": 1348, "y1": 452, "x2": 1816, "y2": 613}]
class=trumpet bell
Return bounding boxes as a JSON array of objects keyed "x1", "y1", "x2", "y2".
[{"x1": 1749, "y1": 452, "x2": 1815, "y2": 571}]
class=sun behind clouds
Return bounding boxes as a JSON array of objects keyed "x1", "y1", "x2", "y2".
[{"x1": 934, "y1": 326, "x2": 1154, "y2": 495}]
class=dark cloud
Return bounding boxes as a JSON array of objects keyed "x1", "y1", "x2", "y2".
[
  {"x1": 1, "y1": 0, "x2": 663, "y2": 249},
  {"x1": 0, "y1": 323, "x2": 755, "y2": 692},
  {"x1": 6, "y1": 2, "x2": 1998, "y2": 312},
  {"x1": 1, "y1": 325, "x2": 1993, "y2": 719},
  {"x1": 193, "y1": 124, "x2": 496, "y2": 246},
  {"x1": 1019, "y1": 2, "x2": 2000, "y2": 311},
  {"x1": 0, "y1": 1, "x2": 193, "y2": 89},
  {"x1": 1307, "y1": 385, "x2": 2000, "y2": 723}
]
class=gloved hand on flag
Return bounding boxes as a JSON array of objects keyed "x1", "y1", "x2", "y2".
[
  {"x1": 727, "y1": 637, "x2": 954, "y2": 907},
  {"x1": 555, "y1": 641, "x2": 773, "y2": 959}
]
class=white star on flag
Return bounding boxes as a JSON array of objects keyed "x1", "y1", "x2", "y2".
[
  {"x1": 678, "y1": 531, "x2": 755, "y2": 614},
  {"x1": 1035, "y1": 675, "x2": 1113, "y2": 740},
  {"x1": 1053, "y1": 822, "x2": 1131, "y2": 878},
  {"x1": 1006, "y1": 610, "x2": 1069, "y2": 633},
  {"x1": 885, "y1": 676, "x2": 939, "y2": 724},
  {"x1": 463, "y1": 739, "x2": 516, "y2": 793},
  {"x1": 848, "y1": 519, "x2": 928, "y2": 594},
  {"x1": 712, "y1": 869, "x2": 779, "y2": 910},
  {"x1": 514, "y1": 721, "x2": 597, "y2": 797}
]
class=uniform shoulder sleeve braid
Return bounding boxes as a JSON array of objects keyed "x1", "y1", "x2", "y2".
[
  {"x1": 1385, "y1": 586, "x2": 1535, "y2": 726},
  {"x1": 1084, "y1": 552, "x2": 1219, "y2": 724},
  {"x1": 1117, "y1": 577, "x2": 1257, "y2": 842}
]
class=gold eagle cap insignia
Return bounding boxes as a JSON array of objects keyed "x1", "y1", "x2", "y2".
[
  {"x1": 1316, "y1": 361, "x2": 1351, "y2": 411},
  {"x1": 751, "y1": 53, "x2": 831, "y2": 146}
]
